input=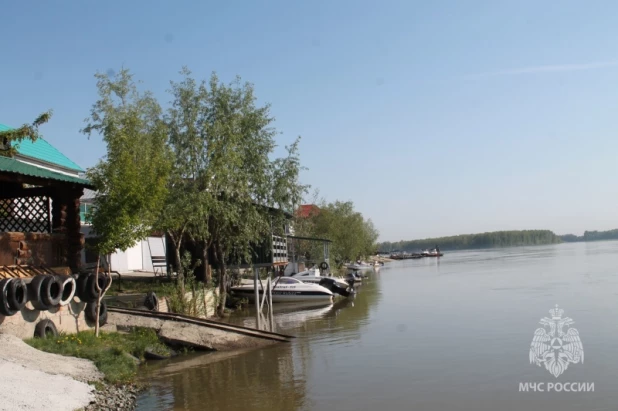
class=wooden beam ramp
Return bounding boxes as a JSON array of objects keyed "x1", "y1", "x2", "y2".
[{"x1": 107, "y1": 306, "x2": 294, "y2": 351}]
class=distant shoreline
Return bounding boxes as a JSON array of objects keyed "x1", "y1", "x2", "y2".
[{"x1": 378, "y1": 228, "x2": 618, "y2": 253}]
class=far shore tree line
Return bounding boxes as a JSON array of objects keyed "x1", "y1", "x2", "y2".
[
  {"x1": 379, "y1": 228, "x2": 618, "y2": 253},
  {"x1": 77, "y1": 67, "x2": 378, "y2": 316}
]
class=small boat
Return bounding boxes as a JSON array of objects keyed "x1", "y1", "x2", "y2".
[
  {"x1": 421, "y1": 248, "x2": 443, "y2": 257},
  {"x1": 345, "y1": 261, "x2": 374, "y2": 270},
  {"x1": 231, "y1": 277, "x2": 334, "y2": 303},
  {"x1": 288, "y1": 268, "x2": 354, "y2": 297}
]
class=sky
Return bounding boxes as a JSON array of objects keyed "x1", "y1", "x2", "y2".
[{"x1": 2, "y1": 1, "x2": 618, "y2": 242}]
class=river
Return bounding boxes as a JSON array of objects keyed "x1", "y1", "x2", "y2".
[{"x1": 136, "y1": 241, "x2": 618, "y2": 410}]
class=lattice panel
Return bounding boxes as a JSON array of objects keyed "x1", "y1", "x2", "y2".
[
  {"x1": 272, "y1": 235, "x2": 288, "y2": 264},
  {"x1": 0, "y1": 196, "x2": 51, "y2": 233}
]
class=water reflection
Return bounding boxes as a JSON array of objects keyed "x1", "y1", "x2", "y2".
[
  {"x1": 137, "y1": 274, "x2": 381, "y2": 411},
  {"x1": 137, "y1": 343, "x2": 306, "y2": 411}
]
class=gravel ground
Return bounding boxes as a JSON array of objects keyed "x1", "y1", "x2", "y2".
[
  {"x1": 85, "y1": 383, "x2": 141, "y2": 411},
  {"x1": 0, "y1": 334, "x2": 100, "y2": 411}
]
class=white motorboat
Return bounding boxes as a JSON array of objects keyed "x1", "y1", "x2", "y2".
[
  {"x1": 345, "y1": 261, "x2": 374, "y2": 270},
  {"x1": 289, "y1": 267, "x2": 348, "y2": 286},
  {"x1": 288, "y1": 267, "x2": 355, "y2": 297},
  {"x1": 231, "y1": 276, "x2": 334, "y2": 303}
]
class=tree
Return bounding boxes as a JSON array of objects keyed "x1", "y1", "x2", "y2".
[
  {"x1": 164, "y1": 69, "x2": 307, "y2": 315},
  {"x1": 85, "y1": 67, "x2": 307, "y2": 318},
  {"x1": 297, "y1": 200, "x2": 379, "y2": 264},
  {"x1": 0, "y1": 111, "x2": 53, "y2": 157},
  {"x1": 82, "y1": 69, "x2": 172, "y2": 335}
]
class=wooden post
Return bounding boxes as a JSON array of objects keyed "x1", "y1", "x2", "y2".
[
  {"x1": 268, "y1": 272, "x2": 274, "y2": 332},
  {"x1": 253, "y1": 266, "x2": 260, "y2": 330},
  {"x1": 65, "y1": 188, "x2": 84, "y2": 273}
]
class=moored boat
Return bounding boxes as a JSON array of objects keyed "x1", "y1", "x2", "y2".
[{"x1": 231, "y1": 277, "x2": 334, "y2": 303}]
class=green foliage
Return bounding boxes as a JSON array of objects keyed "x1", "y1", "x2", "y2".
[
  {"x1": 162, "y1": 68, "x2": 308, "y2": 314},
  {"x1": 0, "y1": 111, "x2": 53, "y2": 157},
  {"x1": 86, "y1": 66, "x2": 308, "y2": 310},
  {"x1": 296, "y1": 200, "x2": 379, "y2": 263},
  {"x1": 561, "y1": 229, "x2": 618, "y2": 242},
  {"x1": 163, "y1": 251, "x2": 208, "y2": 316},
  {"x1": 379, "y1": 230, "x2": 562, "y2": 252},
  {"x1": 83, "y1": 69, "x2": 172, "y2": 254},
  {"x1": 26, "y1": 328, "x2": 170, "y2": 384}
]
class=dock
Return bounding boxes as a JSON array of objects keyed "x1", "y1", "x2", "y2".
[{"x1": 108, "y1": 306, "x2": 294, "y2": 351}]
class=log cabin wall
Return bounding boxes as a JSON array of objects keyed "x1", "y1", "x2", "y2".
[{"x1": 1, "y1": 183, "x2": 85, "y2": 272}]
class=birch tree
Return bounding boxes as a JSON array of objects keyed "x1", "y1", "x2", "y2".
[{"x1": 83, "y1": 69, "x2": 172, "y2": 335}]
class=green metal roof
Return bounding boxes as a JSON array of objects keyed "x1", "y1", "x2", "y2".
[
  {"x1": 0, "y1": 156, "x2": 92, "y2": 186},
  {"x1": 0, "y1": 123, "x2": 84, "y2": 172}
]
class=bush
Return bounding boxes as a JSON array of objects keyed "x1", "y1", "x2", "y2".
[
  {"x1": 163, "y1": 252, "x2": 208, "y2": 316},
  {"x1": 26, "y1": 328, "x2": 170, "y2": 384}
]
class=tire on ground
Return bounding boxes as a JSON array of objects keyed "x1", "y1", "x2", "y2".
[
  {"x1": 144, "y1": 292, "x2": 158, "y2": 311},
  {"x1": 85, "y1": 300, "x2": 108, "y2": 326},
  {"x1": 7, "y1": 278, "x2": 28, "y2": 311},
  {"x1": 55, "y1": 275, "x2": 76, "y2": 306},
  {"x1": 0, "y1": 278, "x2": 17, "y2": 316},
  {"x1": 28, "y1": 275, "x2": 50, "y2": 311},
  {"x1": 34, "y1": 319, "x2": 58, "y2": 338}
]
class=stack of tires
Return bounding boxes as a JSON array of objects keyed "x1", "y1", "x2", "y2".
[
  {"x1": 75, "y1": 272, "x2": 110, "y2": 327},
  {"x1": 0, "y1": 272, "x2": 110, "y2": 338}
]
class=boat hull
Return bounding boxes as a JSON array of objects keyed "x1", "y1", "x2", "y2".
[{"x1": 231, "y1": 288, "x2": 334, "y2": 303}]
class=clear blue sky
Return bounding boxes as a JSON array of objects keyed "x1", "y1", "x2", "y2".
[{"x1": 2, "y1": 1, "x2": 618, "y2": 242}]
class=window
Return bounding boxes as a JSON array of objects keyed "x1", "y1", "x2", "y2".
[{"x1": 80, "y1": 203, "x2": 92, "y2": 224}]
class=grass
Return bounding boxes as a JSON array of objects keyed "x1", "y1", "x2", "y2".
[
  {"x1": 26, "y1": 328, "x2": 171, "y2": 385},
  {"x1": 106, "y1": 278, "x2": 175, "y2": 296}
]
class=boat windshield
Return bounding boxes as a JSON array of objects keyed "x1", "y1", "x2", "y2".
[{"x1": 277, "y1": 277, "x2": 302, "y2": 285}]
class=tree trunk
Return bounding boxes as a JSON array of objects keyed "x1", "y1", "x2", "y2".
[
  {"x1": 215, "y1": 243, "x2": 227, "y2": 317},
  {"x1": 204, "y1": 241, "x2": 211, "y2": 283},
  {"x1": 94, "y1": 254, "x2": 113, "y2": 337},
  {"x1": 194, "y1": 240, "x2": 210, "y2": 283},
  {"x1": 167, "y1": 230, "x2": 185, "y2": 294},
  {"x1": 94, "y1": 256, "x2": 101, "y2": 337}
]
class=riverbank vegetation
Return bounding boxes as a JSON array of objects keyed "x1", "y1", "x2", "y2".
[
  {"x1": 26, "y1": 328, "x2": 171, "y2": 384},
  {"x1": 379, "y1": 230, "x2": 561, "y2": 252},
  {"x1": 84, "y1": 68, "x2": 307, "y2": 316},
  {"x1": 560, "y1": 229, "x2": 618, "y2": 242},
  {"x1": 293, "y1": 200, "x2": 378, "y2": 264}
]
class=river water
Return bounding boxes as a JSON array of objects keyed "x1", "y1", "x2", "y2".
[{"x1": 136, "y1": 241, "x2": 618, "y2": 410}]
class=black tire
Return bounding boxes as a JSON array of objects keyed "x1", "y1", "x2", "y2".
[
  {"x1": 85, "y1": 273, "x2": 111, "y2": 302},
  {"x1": 85, "y1": 300, "x2": 108, "y2": 326},
  {"x1": 7, "y1": 279, "x2": 28, "y2": 311},
  {"x1": 0, "y1": 278, "x2": 17, "y2": 316},
  {"x1": 319, "y1": 262, "x2": 329, "y2": 270},
  {"x1": 55, "y1": 275, "x2": 76, "y2": 306},
  {"x1": 144, "y1": 292, "x2": 158, "y2": 311},
  {"x1": 28, "y1": 275, "x2": 50, "y2": 310},
  {"x1": 34, "y1": 319, "x2": 58, "y2": 338},
  {"x1": 41, "y1": 275, "x2": 63, "y2": 307},
  {"x1": 75, "y1": 273, "x2": 90, "y2": 302}
]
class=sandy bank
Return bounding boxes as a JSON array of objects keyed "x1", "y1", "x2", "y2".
[{"x1": 0, "y1": 334, "x2": 100, "y2": 411}]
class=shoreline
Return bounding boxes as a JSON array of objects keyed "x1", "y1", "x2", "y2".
[
  {"x1": 84, "y1": 383, "x2": 141, "y2": 411},
  {"x1": 0, "y1": 332, "x2": 144, "y2": 411}
]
